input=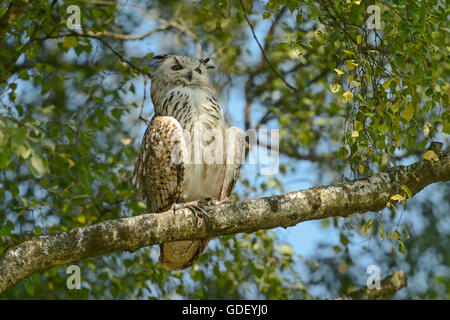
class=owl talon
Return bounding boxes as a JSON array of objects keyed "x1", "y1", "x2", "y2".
[
  {"x1": 171, "y1": 202, "x2": 185, "y2": 215},
  {"x1": 202, "y1": 197, "x2": 230, "y2": 207},
  {"x1": 172, "y1": 200, "x2": 211, "y2": 227},
  {"x1": 187, "y1": 203, "x2": 212, "y2": 223}
]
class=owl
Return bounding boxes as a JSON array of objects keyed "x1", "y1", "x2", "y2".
[{"x1": 133, "y1": 55, "x2": 245, "y2": 270}]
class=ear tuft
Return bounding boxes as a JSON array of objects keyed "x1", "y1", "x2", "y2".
[
  {"x1": 153, "y1": 54, "x2": 168, "y2": 60},
  {"x1": 200, "y1": 57, "x2": 215, "y2": 69}
]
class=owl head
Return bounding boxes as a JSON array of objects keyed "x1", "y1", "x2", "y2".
[{"x1": 150, "y1": 55, "x2": 216, "y2": 105}]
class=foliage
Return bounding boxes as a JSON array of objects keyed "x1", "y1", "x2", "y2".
[{"x1": 0, "y1": 0, "x2": 448, "y2": 299}]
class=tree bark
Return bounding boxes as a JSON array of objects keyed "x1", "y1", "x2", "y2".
[
  {"x1": 336, "y1": 270, "x2": 407, "y2": 300},
  {"x1": 0, "y1": 151, "x2": 449, "y2": 294}
]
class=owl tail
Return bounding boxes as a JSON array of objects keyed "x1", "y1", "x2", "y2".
[{"x1": 160, "y1": 239, "x2": 209, "y2": 270}]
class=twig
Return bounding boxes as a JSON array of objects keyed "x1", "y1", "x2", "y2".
[
  {"x1": 0, "y1": 0, "x2": 29, "y2": 41},
  {"x1": 39, "y1": 33, "x2": 151, "y2": 78},
  {"x1": 79, "y1": 21, "x2": 173, "y2": 41},
  {"x1": 139, "y1": 77, "x2": 149, "y2": 124},
  {"x1": 0, "y1": 0, "x2": 59, "y2": 83},
  {"x1": 239, "y1": 0, "x2": 297, "y2": 92},
  {"x1": 169, "y1": 20, "x2": 204, "y2": 58}
]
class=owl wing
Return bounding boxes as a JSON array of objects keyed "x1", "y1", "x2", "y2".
[
  {"x1": 220, "y1": 126, "x2": 246, "y2": 199},
  {"x1": 133, "y1": 116, "x2": 186, "y2": 213}
]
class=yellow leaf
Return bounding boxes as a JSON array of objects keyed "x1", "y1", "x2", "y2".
[
  {"x1": 359, "y1": 164, "x2": 364, "y2": 174},
  {"x1": 391, "y1": 103, "x2": 399, "y2": 113},
  {"x1": 351, "y1": 130, "x2": 359, "y2": 138},
  {"x1": 356, "y1": 35, "x2": 363, "y2": 45},
  {"x1": 348, "y1": 74, "x2": 354, "y2": 84},
  {"x1": 352, "y1": 80, "x2": 361, "y2": 87},
  {"x1": 357, "y1": 93, "x2": 365, "y2": 101},
  {"x1": 381, "y1": 153, "x2": 389, "y2": 166},
  {"x1": 391, "y1": 194, "x2": 406, "y2": 202},
  {"x1": 329, "y1": 83, "x2": 341, "y2": 93},
  {"x1": 424, "y1": 150, "x2": 440, "y2": 163},
  {"x1": 364, "y1": 219, "x2": 372, "y2": 232},
  {"x1": 120, "y1": 138, "x2": 131, "y2": 145},
  {"x1": 401, "y1": 104, "x2": 414, "y2": 122},
  {"x1": 382, "y1": 79, "x2": 392, "y2": 90},
  {"x1": 334, "y1": 68, "x2": 345, "y2": 76},
  {"x1": 380, "y1": 225, "x2": 386, "y2": 241},
  {"x1": 401, "y1": 185, "x2": 412, "y2": 198},
  {"x1": 354, "y1": 120, "x2": 364, "y2": 131},
  {"x1": 137, "y1": 201, "x2": 147, "y2": 209},
  {"x1": 346, "y1": 60, "x2": 359, "y2": 71},
  {"x1": 76, "y1": 215, "x2": 86, "y2": 224},
  {"x1": 378, "y1": 123, "x2": 389, "y2": 134},
  {"x1": 342, "y1": 90, "x2": 353, "y2": 103},
  {"x1": 343, "y1": 50, "x2": 355, "y2": 56}
]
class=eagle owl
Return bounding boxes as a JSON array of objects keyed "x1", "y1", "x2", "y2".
[{"x1": 133, "y1": 55, "x2": 245, "y2": 270}]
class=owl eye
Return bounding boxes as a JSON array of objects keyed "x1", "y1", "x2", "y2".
[
  {"x1": 171, "y1": 64, "x2": 183, "y2": 71},
  {"x1": 195, "y1": 67, "x2": 202, "y2": 74}
]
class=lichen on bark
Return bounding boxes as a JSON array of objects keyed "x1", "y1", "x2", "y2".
[{"x1": 0, "y1": 152, "x2": 449, "y2": 294}]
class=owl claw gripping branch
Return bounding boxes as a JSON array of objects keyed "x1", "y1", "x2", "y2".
[{"x1": 133, "y1": 55, "x2": 245, "y2": 270}]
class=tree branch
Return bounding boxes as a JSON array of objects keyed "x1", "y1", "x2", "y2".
[
  {"x1": 0, "y1": 0, "x2": 29, "y2": 42},
  {"x1": 239, "y1": 0, "x2": 297, "y2": 92},
  {"x1": 336, "y1": 270, "x2": 407, "y2": 300},
  {"x1": 0, "y1": 152, "x2": 449, "y2": 294}
]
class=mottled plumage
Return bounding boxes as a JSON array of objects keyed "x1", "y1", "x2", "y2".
[{"x1": 133, "y1": 55, "x2": 244, "y2": 270}]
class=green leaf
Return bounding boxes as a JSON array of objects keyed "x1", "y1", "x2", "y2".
[
  {"x1": 24, "y1": 279, "x2": 35, "y2": 296},
  {"x1": 262, "y1": 12, "x2": 271, "y2": 19},
  {"x1": 442, "y1": 121, "x2": 450, "y2": 135},
  {"x1": 16, "y1": 144, "x2": 31, "y2": 159},
  {"x1": 378, "y1": 123, "x2": 389, "y2": 134},
  {"x1": 62, "y1": 36, "x2": 78, "y2": 49},
  {"x1": 340, "y1": 234, "x2": 349, "y2": 245},
  {"x1": 10, "y1": 183, "x2": 19, "y2": 196}
]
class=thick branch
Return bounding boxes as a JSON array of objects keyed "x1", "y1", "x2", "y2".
[
  {"x1": 0, "y1": 152, "x2": 449, "y2": 294},
  {"x1": 337, "y1": 270, "x2": 407, "y2": 300}
]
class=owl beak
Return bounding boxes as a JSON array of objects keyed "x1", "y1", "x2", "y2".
[{"x1": 187, "y1": 70, "x2": 193, "y2": 82}]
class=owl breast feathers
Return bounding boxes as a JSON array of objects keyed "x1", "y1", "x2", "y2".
[{"x1": 133, "y1": 55, "x2": 245, "y2": 270}]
